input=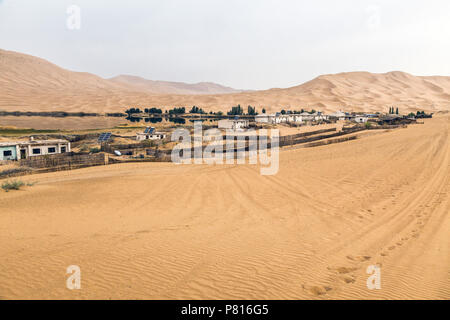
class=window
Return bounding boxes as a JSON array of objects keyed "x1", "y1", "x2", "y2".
[
  {"x1": 61, "y1": 146, "x2": 67, "y2": 153},
  {"x1": 48, "y1": 147, "x2": 56, "y2": 153},
  {"x1": 32, "y1": 148, "x2": 41, "y2": 155},
  {"x1": 3, "y1": 150, "x2": 12, "y2": 157}
]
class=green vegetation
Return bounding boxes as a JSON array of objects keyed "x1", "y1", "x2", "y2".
[
  {"x1": 227, "y1": 105, "x2": 244, "y2": 116},
  {"x1": 189, "y1": 106, "x2": 206, "y2": 114},
  {"x1": 168, "y1": 107, "x2": 186, "y2": 115},
  {"x1": 145, "y1": 108, "x2": 163, "y2": 114},
  {"x1": 415, "y1": 110, "x2": 433, "y2": 119},
  {"x1": 247, "y1": 105, "x2": 257, "y2": 116},
  {"x1": 142, "y1": 140, "x2": 156, "y2": 147},
  {"x1": 0, "y1": 127, "x2": 58, "y2": 136},
  {"x1": 388, "y1": 106, "x2": 399, "y2": 114},
  {"x1": 79, "y1": 144, "x2": 90, "y2": 152},
  {"x1": 1, "y1": 180, "x2": 25, "y2": 192},
  {"x1": 125, "y1": 108, "x2": 142, "y2": 115}
]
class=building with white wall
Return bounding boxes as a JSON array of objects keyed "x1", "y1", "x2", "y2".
[
  {"x1": 136, "y1": 127, "x2": 167, "y2": 141},
  {"x1": 218, "y1": 119, "x2": 249, "y2": 131},
  {"x1": 0, "y1": 138, "x2": 71, "y2": 161},
  {"x1": 354, "y1": 116, "x2": 369, "y2": 123}
]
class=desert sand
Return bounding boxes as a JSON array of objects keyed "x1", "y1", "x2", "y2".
[
  {"x1": 0, "y1": 115, "x2": 448, "y2": 300},
  {"x1": 1, "y1": 49, "x2": 450, "y2": 114}
]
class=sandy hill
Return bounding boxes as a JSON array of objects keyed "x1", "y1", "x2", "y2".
[
  {"x1": 1, "y1": 115, "x2": 449, "y2": 299},
  {"x1": 1, "y1": 49, "x2": 449, "y2": 114},
  {"x1": 109, "y1": 75, "x2": 240, "y2": 95}
]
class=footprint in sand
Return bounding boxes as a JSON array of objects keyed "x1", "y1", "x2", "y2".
[
  {"x1": 342, "y1": 276, "x2": 356, "y2": 284},
  {"x1": 306, "y1": 285, "x2": 331, "y2": 296},
  {"x1": 346, "y1": 255, "x2": 371, "y2": 262},
  {"x1": 335, "y1": 266, "x2": 357, "y2": 274}
]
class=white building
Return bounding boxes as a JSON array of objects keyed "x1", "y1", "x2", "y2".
[
  {"x1": 329, "y1": 111, "x2": 347, "y2": 121},
  {"x1": 0, "y1": 138, "x2": 71, "y2": 161},
  {"x1": 255, "y1": 114, "x2": 272, "y2": 124},
  {"x1": 218, "y1": 119, "x2": 249, "y2": 131},
  {"x1": 256, "y1": 112, "x2": 328, "y2": 124},
  {"x1": 354, "y1": 116, "x2": 369, "y2": 123},
  {"x1": 136, "y1": 127, "x2": 167, "y2": 141}
]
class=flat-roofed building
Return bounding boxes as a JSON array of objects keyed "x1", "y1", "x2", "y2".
[
  {"x1": 0, "y1": 138, "x2": 71, "y2": 161},
  {"x1": 218, "y1": 119, "x2": 249, "y2": 131},
  {"x1": 136, "y1": 127, "x2": 167, "y2": 141}
]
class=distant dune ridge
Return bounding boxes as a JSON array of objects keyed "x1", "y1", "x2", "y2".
[
  {"x1": 109, "y1": 75, "x2": 241, "y2": 95},
  {"x1": 1, "y1": 48, "x2": 450, "y2": 113}
]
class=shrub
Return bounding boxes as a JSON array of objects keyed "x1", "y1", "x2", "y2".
[
  {"x1": 1, "y1": 180, "x2": 25, "y2": 192},
  {"x1": 79, "y1": 144, "x2": 90, "y2": 152},
  {"x1": 142, "y1": 140, "x2": 156, "y2": 147}
]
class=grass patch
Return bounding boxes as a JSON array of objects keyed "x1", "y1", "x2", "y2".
[
  {"x1": 0, "y1": 127, "x2": 59, "y2": 136},
  {"x1": 1, "y1": 180, "x2": 25, "y2": 192}
]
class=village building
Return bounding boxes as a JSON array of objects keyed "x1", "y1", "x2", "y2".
[
  {"x1": 255, "y1": 114, "x2": 272, "y2": 124},
  {"x1": 218, "y1": 119, "x2": 249, "y2": 131},
  {"x1": 136, "y1": 127, "x2": 167, "y2": 141},
  {"x1": 354, "y1": 116, "x2": 369, "y2": 123},
  {"x1": 329, "y1": 111, "x2": 347, "y2": 121},
  {"x1": 0, "y1": 138, "x2": 71, "y2": 161},
  {"x1": 256, "y1": 112, "x2": 327, "y2": 124}
]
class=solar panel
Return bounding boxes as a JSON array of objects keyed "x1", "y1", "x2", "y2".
[
  {"x1": 98, "y1": 132, "x2": 112, "y2": 143},
  {"x1": 144, "y1": 127, "x2": 155, "y2": 134}
]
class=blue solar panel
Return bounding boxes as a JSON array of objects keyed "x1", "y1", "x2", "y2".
[
  {"x1": 144, "y1": 127, "x2": 155, "y2": 134},
  {"x1": 98, "y1": 132, "x2": 112, "y2": 142}
]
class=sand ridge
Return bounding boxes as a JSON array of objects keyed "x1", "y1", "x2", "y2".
[{"x1": 1, "y1": 49, "x2": 450, "y2": 114}]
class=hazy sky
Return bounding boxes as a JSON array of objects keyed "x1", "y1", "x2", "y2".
[{"x1": 1, "y1": 0, "x2": 450, "y2": 90}]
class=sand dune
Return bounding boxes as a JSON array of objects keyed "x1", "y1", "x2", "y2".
[
  {"x1": 0, "y1": 115, "x2": 448, "y2": 299},
  {"x1": 109, "y1": 75, "x2": 241, "y2": 95},
  {"x1": 1, "y1": 49, "x2": 450, "y2": 114}
]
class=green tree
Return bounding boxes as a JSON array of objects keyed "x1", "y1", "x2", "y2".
[
  {"x1": 247, "y1": 105, "x2": 257, "y2": 115},
  {"x1": 227, "y1": 105, "x2": 243, "y2": 116}
]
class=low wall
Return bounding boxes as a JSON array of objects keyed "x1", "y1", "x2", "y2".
[{"x1": 19, "y1": 152, "x2": 108, "y2": 169}]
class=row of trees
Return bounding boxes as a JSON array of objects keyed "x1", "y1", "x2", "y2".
[
  {"x1": 388, "y1": 107, "x2": 399, "y2": 115},
  {"x1": 227, "y1": 105, "x2": 259, "y2": 116},
  {"x1": 408, "y1": 110, "x2": 433, "y2": 119},
  {"x1": 125, "y1": 107, "x2": 142, "y2": 115},
  {"x1": 189, "y1": 106, "x2": 206, "y2": 114},
  {"x1": 168, "y1": 107, "x2": 185, "y2": 115},
  {"x1": 127, "y1": 106, "x2": 319, "y2": 117}
]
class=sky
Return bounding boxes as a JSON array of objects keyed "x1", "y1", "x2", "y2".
[{"x1": 1, "y1": 0, "x2": 450, "y2": 90}]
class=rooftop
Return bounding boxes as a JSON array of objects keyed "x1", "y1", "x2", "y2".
[{"x1": 0, "y1": 139, "x2": 69, "y2": 147}]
